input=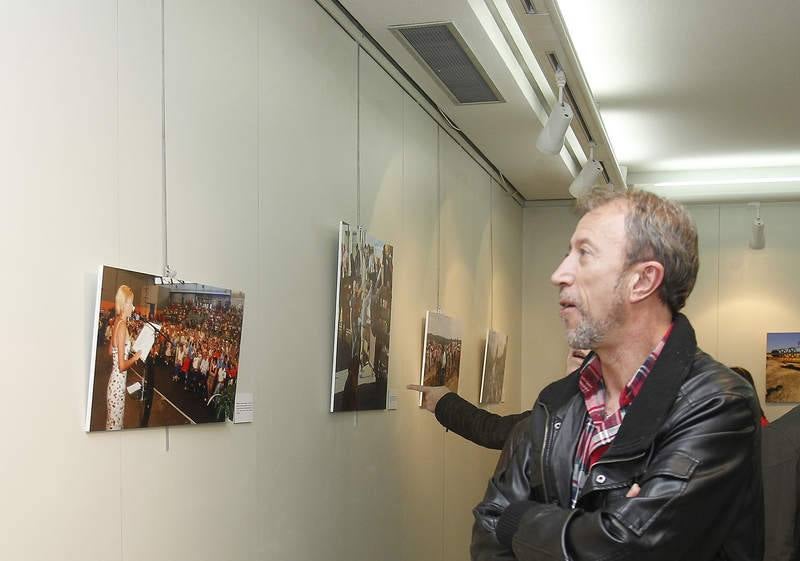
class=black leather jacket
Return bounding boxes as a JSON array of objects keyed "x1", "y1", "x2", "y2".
[{"x1": 472, "y1": 314, "x2": 764, "y2": 561}]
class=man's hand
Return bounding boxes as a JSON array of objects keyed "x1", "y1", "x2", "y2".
[
  {"x1": 626, "y1": 483, "x2": 641, "y2": 498},
  {"x1": 406, "y1": 384, "x2": 452, "y2": 413}
]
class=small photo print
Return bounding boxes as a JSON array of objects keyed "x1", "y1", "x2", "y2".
[
  {"x1": 419, "y1": 311, "x2": 463, "y2": 405},
  {"x1": 86, "y1": 265, "x2": 245, "y2": 431},
  {"x1": 766, "y1": 332, "x2": 800, "y2": 403},
  {"x1": 480, "y1": 329, "x2": 508, "y2": 405}
]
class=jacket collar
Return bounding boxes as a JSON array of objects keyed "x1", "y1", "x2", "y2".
[{"x1": 537, "y1": 313, "x2": 698, "y2": 459}]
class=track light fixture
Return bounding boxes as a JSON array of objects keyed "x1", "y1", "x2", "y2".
[
  {"x1": 569, "y1": 143, "x2": 603, "y2": 198},
  {"x1": 536, "y1": 69, "x2": 573, "y2": 155},
  {"x1": 748, "y1": 202, "x2": 765, "y2": 250}
]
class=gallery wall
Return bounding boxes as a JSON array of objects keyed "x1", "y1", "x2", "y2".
[
  {"x1": 521, "y1": 200, "x2": 800, "y2": 421},
  {"x1": 0, "y1": 1, "x2": 523, "y2": 560}
]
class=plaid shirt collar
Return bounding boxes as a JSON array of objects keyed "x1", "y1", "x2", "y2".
[
  {"x1": 569, "y1": 322, "x2": 674, "y2": 507},
  {"x1": 579, "y1": 322, "x2": 674, "y2": 423}
]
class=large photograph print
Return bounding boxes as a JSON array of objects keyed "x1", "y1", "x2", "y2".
[
  {"x1": 480, "y1": 329, "x2": 508, "y2": 405},
  {"x1": 86, "y1": 265, "x2": 245, "y2": 431},
  {"x1": 419, "y1": 311, "x2": 463, "y2": 406},
  {"x1": 765, "y1": 332, "x2": 800, "y2": 403},
  {"x1": 330, "y1": 222, "x2": 394, "y2": 412}
]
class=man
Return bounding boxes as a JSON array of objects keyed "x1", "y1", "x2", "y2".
[{"x1": 472, "y1": 189, "x2": 763, "y2": 561}]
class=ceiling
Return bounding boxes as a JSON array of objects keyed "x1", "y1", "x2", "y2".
[
  {"x1": 340, "y1": 0, "x2": 800, "y2": 202},
  {"x1": 339, "y1": 0, "x2": 623, "y2": 200},
  {"x1": 557, "y1": 0, "x2": 800, "y2": 200}
]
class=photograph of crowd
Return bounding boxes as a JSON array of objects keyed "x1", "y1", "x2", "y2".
[
  {"x1": 765, "y1": 332, "x2": 800, "y2": 403},
  {"x1": 86, "y1": 265, "x2": 245, "y2": 432},
  {"x1": 480, "y1": 329, "x2": 508, "y2": 405},
  {"x1": 330, "y1": 222, "x2": 394, "y2": 412},
  {"x1": 419, "y1": 311, "x2": 463, "y2": 406}
]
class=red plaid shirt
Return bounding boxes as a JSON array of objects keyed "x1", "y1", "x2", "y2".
[{"x1": 569, "y1": 324, "x2": 674, "y2": 507}]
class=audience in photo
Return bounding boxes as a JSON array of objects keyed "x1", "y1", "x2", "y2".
[{"x1": 121, "y1": 301, "x2": 243, "y2": 401}]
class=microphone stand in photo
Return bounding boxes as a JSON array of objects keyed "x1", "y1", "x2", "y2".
[{"x1": 134, "y1": 315, "x2": 174, "y2": 428}]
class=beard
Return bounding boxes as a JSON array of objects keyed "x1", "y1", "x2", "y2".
[{"x1": 564, "y1": 283, "x2": 626, "y2": 350}]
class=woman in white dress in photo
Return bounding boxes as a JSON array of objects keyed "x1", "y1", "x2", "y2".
[{"x1": 106, "y1": 285, "x2": 141, "y2": 430}]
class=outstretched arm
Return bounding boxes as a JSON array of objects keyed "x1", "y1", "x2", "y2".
[{"x1": 407, "y1": 385, "x2": 531, "y2": 450}]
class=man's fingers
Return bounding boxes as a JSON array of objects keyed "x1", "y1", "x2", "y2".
[
  {"x1": 626, "y1": 483, "x2": 641, "y2": 498},
  {"x1": 407, "y1": 384, "x2": 433, "y2": 393}
]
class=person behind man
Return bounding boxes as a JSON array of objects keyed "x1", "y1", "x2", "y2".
[
  {"x1": 407, "y1": 348, "x2": 588, "y2": 450},
  {"x1": 762, "y1": 405, "x2": 800, "y2": 561},
  {"x1": 409, "y1": 359, "x2": 760, "y2": 452},
  {"x1": 730, "y1": 366, "x2": 769, "y2": 427},
  {"x1": 472, "y1": 189, "x2": 763, "y2": 561}
]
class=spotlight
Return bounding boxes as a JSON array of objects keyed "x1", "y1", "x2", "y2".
[
  {"x1": 748, "y1": 202, "x2": 765, "y2": 250},
  {"x1": 536, "y1": 69, "x2": 573, "y2": 155},
  {"x1": 569, "y1": 144, "x2": 603, "y2": 198}
]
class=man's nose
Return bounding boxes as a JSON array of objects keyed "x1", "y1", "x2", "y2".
[{"x1": 551, "y1": 256, "x2": 573, "y2": 287}]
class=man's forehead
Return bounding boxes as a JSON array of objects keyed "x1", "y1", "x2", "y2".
[{"x1": 571, "y1": 202, "x2": 627, "y2": 245}]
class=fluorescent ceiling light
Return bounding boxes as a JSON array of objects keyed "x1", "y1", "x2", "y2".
[
  {"x1": 649, "y1": 152, "x2": 800, "y2": 172},
  {"x1": 653, "y1": 176, "x2": 800, "y2": 188}
]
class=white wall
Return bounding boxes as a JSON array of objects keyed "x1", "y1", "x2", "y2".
[
  {"x1": 0, "y1": 1, "x2": 523, "y2": 560},
  {"x1": 521, "y1": 201, "x2": 800, "y2": 421},
  {"x1": 521, "y1": 203, "x2": 578, "y2": 405}
]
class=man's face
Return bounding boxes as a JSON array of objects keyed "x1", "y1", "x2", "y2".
[{"x1": 551, "y1": 202, "x2": 630, "y2": 349}]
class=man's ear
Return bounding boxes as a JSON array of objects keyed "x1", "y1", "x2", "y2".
[{"x1": 629, "y1": 261, "x2": 665, "y2": 304}]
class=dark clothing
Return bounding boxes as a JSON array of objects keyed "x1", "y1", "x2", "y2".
[
  {"x1": 763, "y1": 405, "x2": 800, "y2": 561},
  {"x1": 472, "y1": 314, "x2": 764, "y2": 561},
  {"x1": 435, "y1": 392, "x2": 531, "y2": 450}
]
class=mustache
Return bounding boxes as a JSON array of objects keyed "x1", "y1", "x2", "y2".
[{"x1": 559, "y1": 292, "x2": 582, "y2": 308}]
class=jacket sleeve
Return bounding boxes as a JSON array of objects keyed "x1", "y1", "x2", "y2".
[
  {"x1": 471, "y1": 416, "x2": 542, "y2": 561},
  {"x1": 496, "y1": 392, "x2": 761, "y2": 561},
  {"x1": 434, "y1": 392, "x2": 531, "y2": 450}
]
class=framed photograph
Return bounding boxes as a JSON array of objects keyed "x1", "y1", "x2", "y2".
[
  {"x1": 86, "y1": 265, "x2": 245, "y2": 431},
  {"x1": 419, "y1": 311, "x2": 463, "y2": 406},
  {"x1": 330, "y1": 223, "x2": 394, "y2": 412},
  {"x1": 480, "y1": 329, "x2": 508, "y2": 405},
  {"x1": 765, "y1": 332, "x2": 800, "y2": 403}
]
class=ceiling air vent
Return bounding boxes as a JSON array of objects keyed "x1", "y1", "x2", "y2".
[{"x1": 390, "y1": 22, "x2": 503, "y2": 105}]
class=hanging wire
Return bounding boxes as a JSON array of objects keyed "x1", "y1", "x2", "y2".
[
  {"x1": 490, "y1": 178, "x2": 494, "y2": 330},
  {"x1": 160, "y1": 0, "x2": 170, "y2": 278},
  {"x1": 356, "y1": 47, "x2": 362, "y2": 230},
  {"x1": 159, "y1": 0, "x2": 172, "y2": 451},
  {"x1": 354, "y1": 47, "x2": 362, "y2": 427},
  {"x1": 437, "y1": 135, "x2": 442, "y2": 312}
]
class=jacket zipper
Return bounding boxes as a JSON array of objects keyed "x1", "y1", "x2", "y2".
[{"x1": 538, "y1": 402, "x2": 552, "y2": 503}]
